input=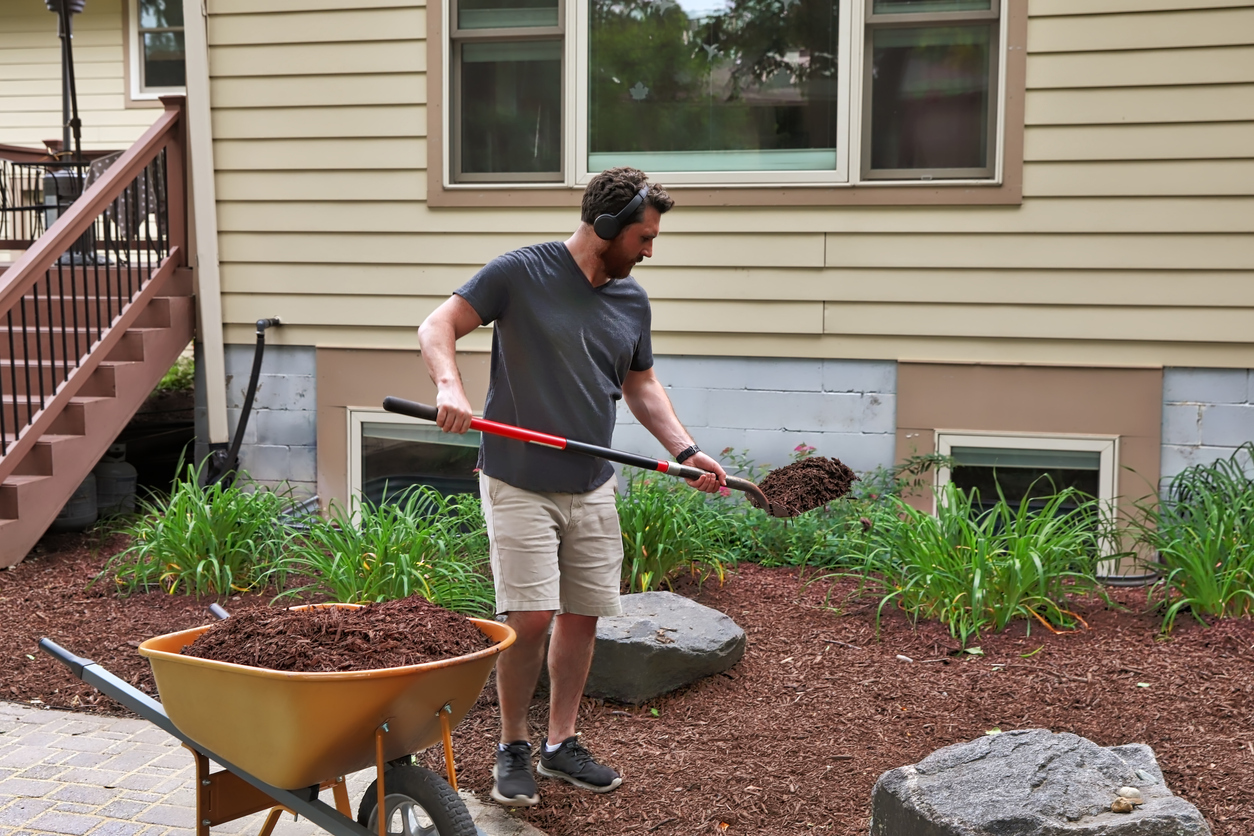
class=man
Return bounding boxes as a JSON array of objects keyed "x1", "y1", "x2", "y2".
[{"x1": 417, "y1": 167, "x2": 726, "y2": 807}]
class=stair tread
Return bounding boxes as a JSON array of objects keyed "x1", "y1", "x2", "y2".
[{"x1": 1, "y1": 473, "x2": 49, "y2": 487}]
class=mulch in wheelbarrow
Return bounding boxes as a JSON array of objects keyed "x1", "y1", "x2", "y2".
[
  {"x1": 758, "y1": 456, "x2": 858, "y2": 515},
  {"x1": 182, "y1": 595, "x2": 492, "y2": 672}
]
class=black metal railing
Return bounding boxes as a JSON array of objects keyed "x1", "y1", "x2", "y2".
[{"x1": 0, "y1": 100, "x2": 184, "y2": 468}]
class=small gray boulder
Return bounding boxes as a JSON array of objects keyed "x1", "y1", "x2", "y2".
[
  {"x1": 870, "y1": 729, "x2": 1211, "y2": 836},
  {"x1": 584, "y1": 591, "x2": 745, "y2": 704}
]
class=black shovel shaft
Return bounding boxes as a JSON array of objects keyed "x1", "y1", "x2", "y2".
[{"x1": 381, "y1": 396, "x2": 707, "y2": 479}]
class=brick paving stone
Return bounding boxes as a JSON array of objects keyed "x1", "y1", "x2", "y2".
[
  {"x1": 59, "y1": 754, "x2": 108, "y2": 770},
  {"x1": 26, "y1": 812, "x2": 103, "y2": 836},
  {"x1": 85, "y1": 822, "x2": 146, "y2": 836},
  {"x1": 96, "y1": 755, "x2": 163, "y2": 776},
  {"x1": 0, "y1": 799, "x2": 56, "y2": 827},
  {"x1": 117, "y1": 793, "x2": 161, "y2": 806},
  {"x1": 124, "y1": 731, "x2": 171, "y2": 748},
  {"x1": 95, "y1": 800, "x2": 147, "y2": 820},
  {"x1": 142, "y1": 755, "x2": 187, "y2": 773},
  {"x1": 14, "y1": 766, "x2": 66, "y2": 782},
  {"x1": 8, "y1": 733, "x2": 60, "y2": 750},
  {"x1": 0, "y1": 748, "x2": 51, "y2": 769},
  {"x1": 51, "y1": 738, "x2": 113, "y2": 755},
  {"x1": 50, "y1": 803, "x2": 95, "y2": 816},
  {"x1": 49, "y1": 786, "x2": 114, "y2": 806},
  {"x1": 110, "y1": 776, "x2": 160, "y2": 793},
  {"x1": 0, "y1": 778, "x2": 59, "y2": 798},
  {"x1": 133, "y1": 806, "x2": 189, "y2": 828},
  {"x1": 144, "y1": 782, "x2": 183, "y2": 798},
  {"x1": 48, "y1": 770, "x2": 125, "y2": 790}
]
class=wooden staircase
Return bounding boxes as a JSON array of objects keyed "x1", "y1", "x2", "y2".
[{"x1": 0, "y1": 98, "x2": 191, "y2": 567}]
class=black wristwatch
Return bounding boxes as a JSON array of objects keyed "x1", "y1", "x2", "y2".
[{"x1": 675, "y1": 444, "x2": 700, "y2": 464}]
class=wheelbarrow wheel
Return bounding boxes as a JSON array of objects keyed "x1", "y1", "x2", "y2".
[{"x1": 357, "y1": 765, "x2": 476, "y2": 836}]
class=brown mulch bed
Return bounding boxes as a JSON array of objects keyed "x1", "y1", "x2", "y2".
[{"x1": 3, "y1": 533, "x2": 1253, "y2": 835}]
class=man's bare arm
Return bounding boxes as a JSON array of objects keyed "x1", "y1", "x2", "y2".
[
  {"x1": 622, "y1": 367, "x2": 725, "y2": 492},
  {"x1": 417, "y1": 295, "x2": 484, "y2": 434}
]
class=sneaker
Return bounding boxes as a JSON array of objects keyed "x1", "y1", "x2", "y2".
[
  {"x1": 537, "y1": 736, "x2": 622, "y2": 793},
  {"x1": 492, "y1": 741, "x2": 539, "y2": 807}
]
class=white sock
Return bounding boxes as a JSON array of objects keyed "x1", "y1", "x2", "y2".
[{"x1": 544, "y1": 740, "x2": 563, "y2": 754}]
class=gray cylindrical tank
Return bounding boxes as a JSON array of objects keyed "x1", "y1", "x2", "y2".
[
  {"x1": 94, "y1": 443, "x2": 138, "y2": 516},
  {"x1": 50, "y1": 472, "x2": 97, "y2": 533}
]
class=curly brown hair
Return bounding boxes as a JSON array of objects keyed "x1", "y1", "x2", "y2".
[{"x1": 581, "y1": 167, "x2": 674, "y2": 226}]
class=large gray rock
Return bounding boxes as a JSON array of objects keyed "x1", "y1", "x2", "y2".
[
  {"x1": 870, "y1": 729, "x2": 1211, "y2": 836},
  {"x1": 584, "y1": 592, "x2": 745, "y2": 704}
]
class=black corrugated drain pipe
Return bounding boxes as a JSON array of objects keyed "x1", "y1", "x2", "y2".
[{"x1": 204, "y1": 318, "x2": 281, "y2": 488}]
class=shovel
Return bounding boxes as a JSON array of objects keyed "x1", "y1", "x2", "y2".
[{"x1": 382, "y1": 397, "x2": 793, "y2": 517}]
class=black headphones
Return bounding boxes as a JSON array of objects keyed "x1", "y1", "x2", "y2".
[{"x1": 592, "y1": 187, "x2": 649, "y2": 241}]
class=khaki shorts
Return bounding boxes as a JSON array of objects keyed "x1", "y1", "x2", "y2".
[{"x1": 479, "y1": 473, "x2": 624, "y2": 617}]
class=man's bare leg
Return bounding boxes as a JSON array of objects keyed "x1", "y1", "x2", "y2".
[
  {"x1": 546, "y1": 612, "x2": 598, "y2": 745},
  {"x1": 496, "y1": 609, "x2": 555, "y2": 744}
]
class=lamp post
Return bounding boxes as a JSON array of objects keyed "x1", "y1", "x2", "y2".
[{"x1": 47, "y1": 0, "x2": 87, "y2": 163}]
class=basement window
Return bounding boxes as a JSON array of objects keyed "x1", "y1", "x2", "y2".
[
  {"x1": 349, "y1": 409, "x2": 481, "y2": 508},
  {"x1": 933, "y1": 432, "x2": 1118, "y2": 516}
]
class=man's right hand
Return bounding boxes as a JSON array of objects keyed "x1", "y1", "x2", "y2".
[{"x1": 435, "y1": 388, "x2": 475, "y2": 434}]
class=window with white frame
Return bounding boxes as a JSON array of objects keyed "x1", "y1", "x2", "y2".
[
  {"x1": 129, "y1": 0, "x2": 186, "y2": 99},
  {"x1": 349, "y1": 410, "x2": 483, "y2": 507},
  {"x1": 445, "y1": 0, "x2": 1004, "y2": 186},
  {"x1": 933, "y1": 432, "x2": 1119, "y2": 517}
]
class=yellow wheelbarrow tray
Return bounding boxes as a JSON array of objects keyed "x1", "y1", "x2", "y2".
[{"x1": 41, "y1": 604, "x2": 515, "y2": 836}]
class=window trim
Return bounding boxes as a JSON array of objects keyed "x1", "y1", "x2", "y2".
[
  {"x1": 858, "y1": 0, "x2": 1003, "y2": 181},
  {"x1": 125, "y1": 0, "x2": 186, "y2": 104},
  {"x1": 347, "y1": 407, "x2": 482, "y2": 507},
  {"x1": 427, "y1": 0, "x2": 1026, "y2": 206},
  {"x1": 933, "y1": 429, "x2": 1120, "y2": 518}
]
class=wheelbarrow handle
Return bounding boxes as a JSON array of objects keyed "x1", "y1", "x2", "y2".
[{"x1": 381, "y1": 396, "x2": 773, "y2": 511}]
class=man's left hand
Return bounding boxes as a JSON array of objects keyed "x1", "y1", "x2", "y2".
[{"x1": 683, "y1": 451, "x2": 727, "y2": 493}]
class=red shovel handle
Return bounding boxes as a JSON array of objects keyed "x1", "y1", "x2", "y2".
[{"x1": 381, "y1": 397, "x2": 780, "y2": 514}]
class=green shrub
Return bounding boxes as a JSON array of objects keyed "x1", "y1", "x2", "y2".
[
  {"x1": 101, "y1": 467, "x2": 294, "y2": 596},
  {"x1": 281, "y1": 488, "x2": 495, "y2": 615},
  {"x1": 1131, "y1": 443, "x2": 1254, "y2": 631},
  {"x1": 838, "y1": 483, "x2": 1108, "y2": 646},
  {"x1": 156, "y1": 352, "x2": 194, "y2": 392}
]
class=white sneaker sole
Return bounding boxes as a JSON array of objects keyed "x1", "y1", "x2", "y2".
[{"x1": 536, "y1": 762, "x2": 623, "y2": 793}]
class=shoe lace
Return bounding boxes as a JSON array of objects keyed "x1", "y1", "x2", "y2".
[
  {"x1": 501, "y1": 744, "x2": 531, "y2": 772},
  {"x1": 560, "y1": 738, "x2": 596, "y2": 768}
]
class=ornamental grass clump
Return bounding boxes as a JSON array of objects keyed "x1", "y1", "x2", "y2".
[
  {"x1": 281, "y1": 487, "x2": 495, "y2": 616},
  {"x1": 617, "y1": 470, "x2": 733, "y2": 593},
  {"x1": 1131, "y1": 442, "x2": 1254, "y2": 632},
  {"x1": 102, "y1": 467, "x2": 294, "y2": 596},
  {"x1": 838, "y1": 483, "x2": 1108, "y2": 646}
]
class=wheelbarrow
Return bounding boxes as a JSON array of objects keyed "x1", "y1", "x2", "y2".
[
  {"x1": 381, "y1": 397, "x2": 793, "y2": 517},
  {"x1": 39, "y1": 603, "x2": 516, "y2": 836}
]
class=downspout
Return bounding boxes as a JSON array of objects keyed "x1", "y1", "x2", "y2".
[{"x1": 181, "y1": 0, "x2": 229, "y2": 457}]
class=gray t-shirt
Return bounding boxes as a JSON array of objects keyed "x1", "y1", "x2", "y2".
[{"x1": 455, "y1": 241, "x2": 654, "y2": 493}]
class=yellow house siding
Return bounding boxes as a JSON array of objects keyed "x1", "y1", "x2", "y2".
[
  {"x1": 205, "y1": 0, "x2": 1254, "y2": 368},
  {"x1": 0, "y1": 0, "x2": 156, "y2": 149}
]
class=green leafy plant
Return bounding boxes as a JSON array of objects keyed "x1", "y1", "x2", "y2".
[
  {"x1": 100, "y1": 466, "x2": 294, "y2": 596},
  {"x1": 839, "y1": 482, "x2": 1108, "y2": 646},
  {"x1": 617, "y1": 470, "x2": 732, "y2": 593},
  {"x1": 281, "y1": 488, "x2": 495, "y2": 615},
  {"x1": 1130, "y1": 443, "x2": 1254, "y2": 631},
  {"x1": 156, "y1": 352, "x2": 194, "y2": 392}
]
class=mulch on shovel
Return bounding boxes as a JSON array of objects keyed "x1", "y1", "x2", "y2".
[
  {"x1": 182, "y1": 596, "x2": 492, "y2": 672},
  {"x1": 758, "y1": 455, "x2": 858, "y2": 515}
]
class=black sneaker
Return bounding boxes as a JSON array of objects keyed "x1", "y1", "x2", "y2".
[
  {"x1": 537, "y1": 736, "x2": 622, "y2": 793},
  {"x1": 491, "y1": 741, "x2": 539, "y2": 807}
]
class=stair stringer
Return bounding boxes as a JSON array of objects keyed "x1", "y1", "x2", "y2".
[{"x1": 0, "y1": 266, "x2": 195, "y2": 567}]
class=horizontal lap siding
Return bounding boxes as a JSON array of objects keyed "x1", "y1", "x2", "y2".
[
  {"x1": 207, "y1": 1, "x2": 1254, "y2": 367},
  {"x1": 0, "y1": 0, "x2": 155, "y2": 149}
]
